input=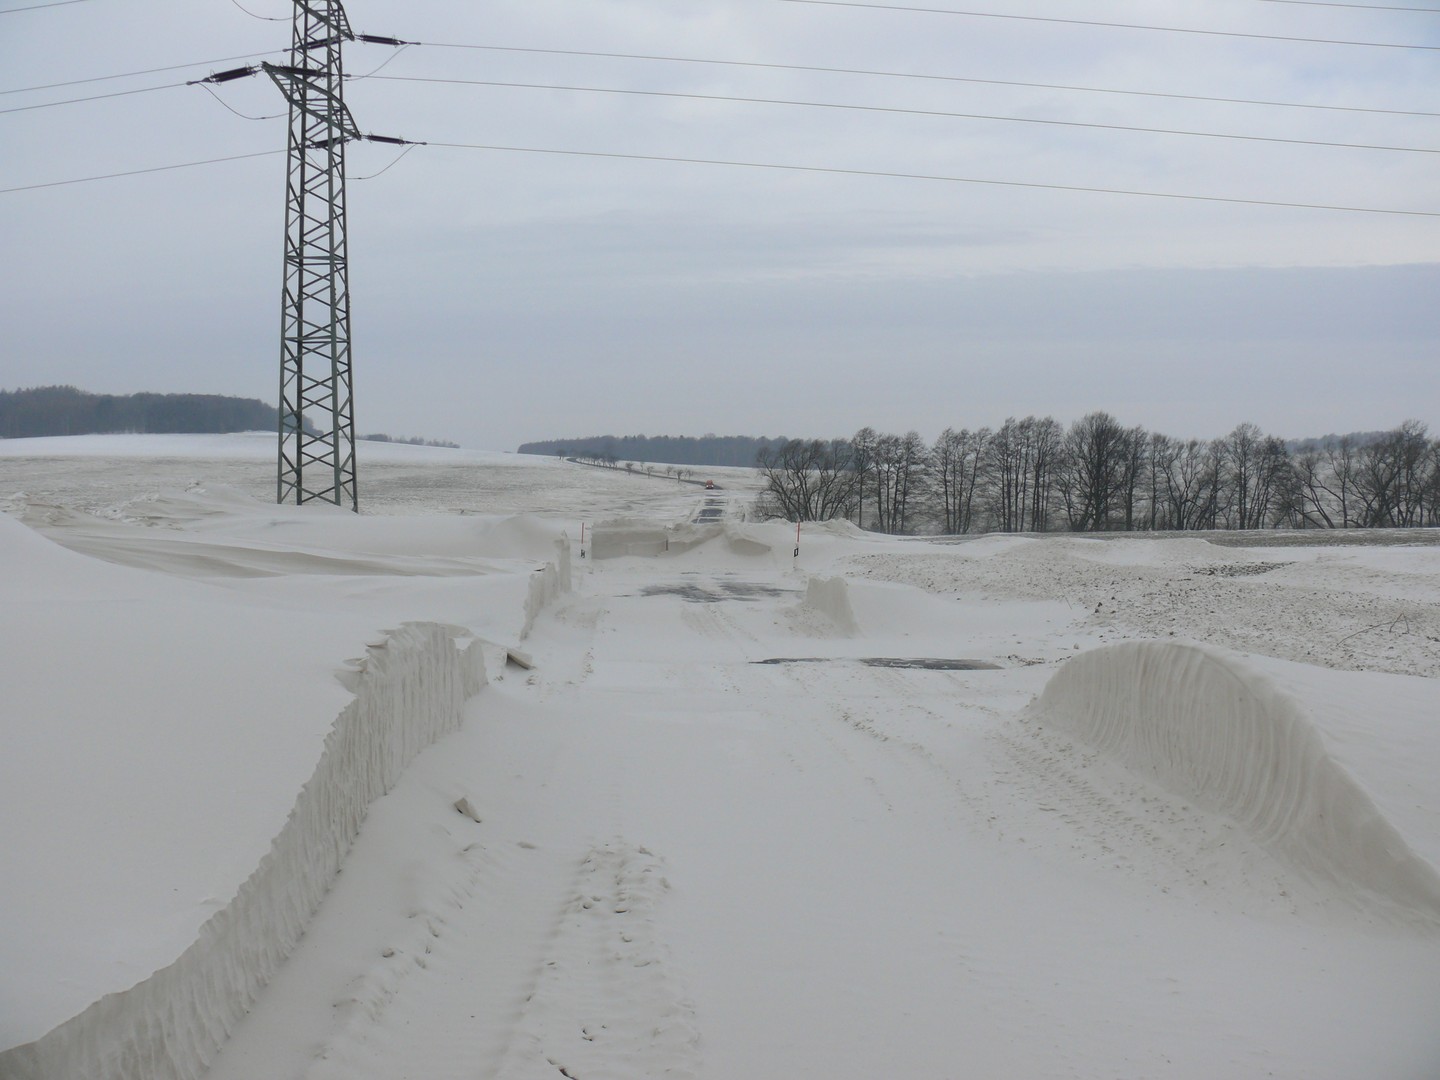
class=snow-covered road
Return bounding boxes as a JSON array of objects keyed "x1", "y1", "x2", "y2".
[
  {"x1": 208, "y1": 552, "x2": 1440, "y2": 1080},
  {"x1": 3, "y1": 437, "x2": 1438, "y2": 1080}
]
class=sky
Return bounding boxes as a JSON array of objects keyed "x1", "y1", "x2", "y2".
[{"x1": 2, "y1": 0, "x2": 1437, "y2": 451}]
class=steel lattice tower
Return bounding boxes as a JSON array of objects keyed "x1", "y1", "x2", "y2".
[{"x1": 265, "y1": 1, "x2": 361, "y2": 511}]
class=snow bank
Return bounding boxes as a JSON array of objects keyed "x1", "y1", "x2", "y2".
[
  {"x1": 0, "y1": 623, "x2": 487, "y2": 1080},
  {"x1": 1028, "y1": 641, "x2": 1440, "y2": 926},
  {"x1": 792, "y1": 575, "x2": 860, "y2": 636},
  {"x1": 520, "y1": 536, "x2": 573, "y2": 639},
  {"x1": 590, "y1": 521, "x2": 671, "y2": 559}
]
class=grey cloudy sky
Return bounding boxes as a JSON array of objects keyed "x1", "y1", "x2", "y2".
[{"x1": 2, "y1": 0, "x2": 1437, "y2": 451}]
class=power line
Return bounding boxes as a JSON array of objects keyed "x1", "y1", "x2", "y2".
[
  {"x1": 226, "y1": 0, "x2": 285, "y2": 20},
  {"x1": 371, "y1": 75, "x2": 1440, "y2": 156},
  {"x1": 0, "y1": 149, "x2": 283, "y2": 194},
  {"x1": 0, "y1": 52, "x2": 282, "y2": 96},
  {"x1": 5, "y1": 41, "x2": 1430, "y2": 119},
  {"x1": 349, "y1": 43, "x2": 414, "y2": 80},
  {"x1": 7, "y1": 134, "x2": 1431, "y2": 216},
  {"x1": 415, "y1": 43, "x2": 1440, "y2": 119},
  {"x1": 0, "y1": 0, "x2": 91, "y2": 12},
  {"x1": 1258, "y1": 0, "x2": 1440, "y2": 10},
  {"x1": 195, "y1": 81, "x2": 284, "y2": 121},
  {"x1": 0, "y1": 81, "x2": 186, "y2": 115},
  {"x1": 777, "y1": 0, "x2": 1440, "y2": 49},
  {"x1": 423, "y1": 140, "x2": 1439, "y2": 217},
  {"x1": 352, "y1": 142, "x2": 421, "y2": 180}
]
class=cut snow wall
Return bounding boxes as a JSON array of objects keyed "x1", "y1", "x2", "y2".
[
  {"x1": 798, "y1": 576, "x2": 859, "y2": 636},
  {"x1": 1028, "y1": 641, "x2": 1440, "y2": 926},
  {"x1": 0, "y1": 623, "x2": 487, "y2": 1080},
  {"x1": 520, "y1": 535, "x2": 572, "y2": 639},
  {"x1": 590, "y1": 524, "x2": 669, "y2": 560}
]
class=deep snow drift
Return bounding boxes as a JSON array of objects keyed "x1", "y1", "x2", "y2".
[
  {"x1": 1029, "y1": 641, "x2": 1440, "y2": 927},
  {"x1": 2, "y1": 434, "x2": 1438, "y2": 1080}
]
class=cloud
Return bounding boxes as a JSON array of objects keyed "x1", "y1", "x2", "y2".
[{"x1": 1, "y1": 0, "x2": 1435, "y2": 450}]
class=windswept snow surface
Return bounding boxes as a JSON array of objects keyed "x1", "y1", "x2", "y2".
[
  {"x1": 1028, "y1": 641, "x2": 1440, "y2": 926},
  {"x1": 2, "y1": 435, "x2": 1439, "y2": 1080}
]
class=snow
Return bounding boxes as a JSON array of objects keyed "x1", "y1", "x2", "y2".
[
  {"x1": 1, "y1": 434, "x2": 1438, "y2": 1080},
  {"x1": 1029, "y1": 641, "x2": 1440, "y2": 926}
]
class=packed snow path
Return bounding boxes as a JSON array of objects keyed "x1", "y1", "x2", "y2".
[{"x1": 207, "y1": 552, "x2": 1440, "y2": 1080}]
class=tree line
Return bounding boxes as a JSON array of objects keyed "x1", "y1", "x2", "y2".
[
  {"x1": 0, "y1": 386, "x2": 278, "y2": 439},
  {"x1": 519, "y1": 434, "x2": 789, "y2": 468},
  {"x1": 757, "y1": 414, "x2": 1440, "y2": 533},
  {"x1": 360, "y1": 433, "x2": 460, "y2": 448}
]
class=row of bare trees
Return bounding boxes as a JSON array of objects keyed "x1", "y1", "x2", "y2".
[{"x1": 756, "y1": 415, "x2": 1440, "y2": 533}]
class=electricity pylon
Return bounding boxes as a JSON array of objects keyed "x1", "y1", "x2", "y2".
[{"x1": 265, "y1": 0, "x2": 361, "y2": 511}]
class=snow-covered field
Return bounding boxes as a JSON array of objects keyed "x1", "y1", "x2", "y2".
[{"x1": 2, "y1": 434, "x2": 1438, "y2": 1080}]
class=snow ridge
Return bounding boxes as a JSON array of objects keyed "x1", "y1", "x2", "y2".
[
  {"x1": 0, "y1": 623, "x2": 487, "y2": 1080},
  {"x1": 521, "y1": 535, "x2": 573, "y2": 639},
  {"x1": 788, "y1": 575, "x2": 859, "y2": 637},
  {"x1": 1029, "y1": 641, "x2": 1440, "y2": 926}
]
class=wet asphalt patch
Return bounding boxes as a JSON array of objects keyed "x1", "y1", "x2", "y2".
[
  {"x1": 638, "y1": 581, "x2": 798, "y2": 603},
  {"x1": 753, "y1": 657, "x2": 1002, "y2": 670}
]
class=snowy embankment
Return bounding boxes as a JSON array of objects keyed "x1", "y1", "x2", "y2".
[
  {"x1": 0, "y1": 476, "x2": 576, "y2": 1080},
  {"x1": 1, "y1": 624, "x2": 487, "y2": 1080},
  {"x1": 521, "y1": 537, "x2": 573, "y2": 639},
  {"x1": 1028, "y1": 641, "x2": 1440, "y2": 927}
]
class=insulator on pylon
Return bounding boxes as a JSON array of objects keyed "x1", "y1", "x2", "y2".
[{"x1": 195, "y1": 66, "x2": 259, "y2": 84}]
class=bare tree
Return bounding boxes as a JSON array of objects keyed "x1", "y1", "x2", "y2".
[
  {"x1": 1117, "y1": 424, "x2": 1148, "y2": 531},
  {"x1": 1292, "y1": 450, "x2": 1336, "y2": 528},
  {"x1": 933, "y1": 426, "x2": 990, "y2": 534},
  {"x1": 1061, "y1": 411, "x2": 1128, "y2": 531},
  {"x1": 985, "y1": 418, "x2": 1027, "y2": 533},
  {"x1": 1324, "y1": 436, "x2": 1359, "y2": 527},
  {"x1": 1355, "y1": 421, "x2": 1432, "y2": 527},
  {"x1": 1147, "y1": 433, "x2": 1176, "y2": 530},
  {"x1": 850, "y1": 426, "x2": 878, "y2": 530},
  {"x1": 1026, "y1": 417, "x2": 1063, "y2": 532},
  {"x1": 870, "y1": 431, "x2": 930, "y2": 534},
  {"x1": 755, "y1": 438, "x2": 857, "y2": 522},
  {"x1": 1221, "y1": 422, "x2": 1288, "y2": 529},
  {"x1": 1422, "y1": 437, "x2": 1440, "y2": 526}
]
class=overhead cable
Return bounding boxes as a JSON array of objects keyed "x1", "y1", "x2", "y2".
[
  {"x1": 371, "y1": 75, "x2": 1440, "y2": 155},
  {"x1": 422, "y1": 140, "x2": 1439, "y2": 216},
  {"x1": 0, "y1": 149, "x2": 284, "y2": 194},
  {"x1": 1257, "y1": 0, "x2": 1440, "y2": 10},
  {"x1": 412, "y1": 42, "x2": 1440, "y2": 118},
  {"x1": 0, "y1": 0, "x2": 91, "y2": 12},
  {"x1": 0, "y1": 52, "x2": 283, "y2": 97},
  {"x1": 0, "y1": 81, "x2": 186, "y2": 115},
  {"x1": 3, "y1": 137, "x2": 1431, "y2": 217},
  {"x1": 226, "y1": 0, "x2": 285, "y2": 21},
  {"x1": 196, "y1": 82, "x2": 284, "y2": 121},
  {"x1": 777, "y1": 0, "x2": 1440, "y2": 50}
]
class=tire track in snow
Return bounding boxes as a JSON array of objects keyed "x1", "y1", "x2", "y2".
[
  {"x1": 767, "y1": 659, "x2": 975, "y2": 822},
  {"x1": 493, "y1": 842, "x2": 700, "y2": 1080},
  {"x1": 979, "y1": 719, "x2": 1343, "y2": 919},
  {"x1": 298, "y1": 828, "x2": 699, "y2": 1079},
  {"x1": 300, "y1": 835, "x2": 577, "y2": 1080},
  {"x1": 767, "y1": 658, "x2": 1343, "y2": 920}
]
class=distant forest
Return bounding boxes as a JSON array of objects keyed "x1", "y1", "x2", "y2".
[
  {"x1": 0, "y1": 386, "x2": 276, "y2": 439},
  {"x1": 519, "y1": 434, "x2": 789, "y2": 468}
]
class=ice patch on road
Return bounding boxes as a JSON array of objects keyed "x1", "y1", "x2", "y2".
[{"x1": 1028, "y1": 641, "x2": 1440, "y2": 927}]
